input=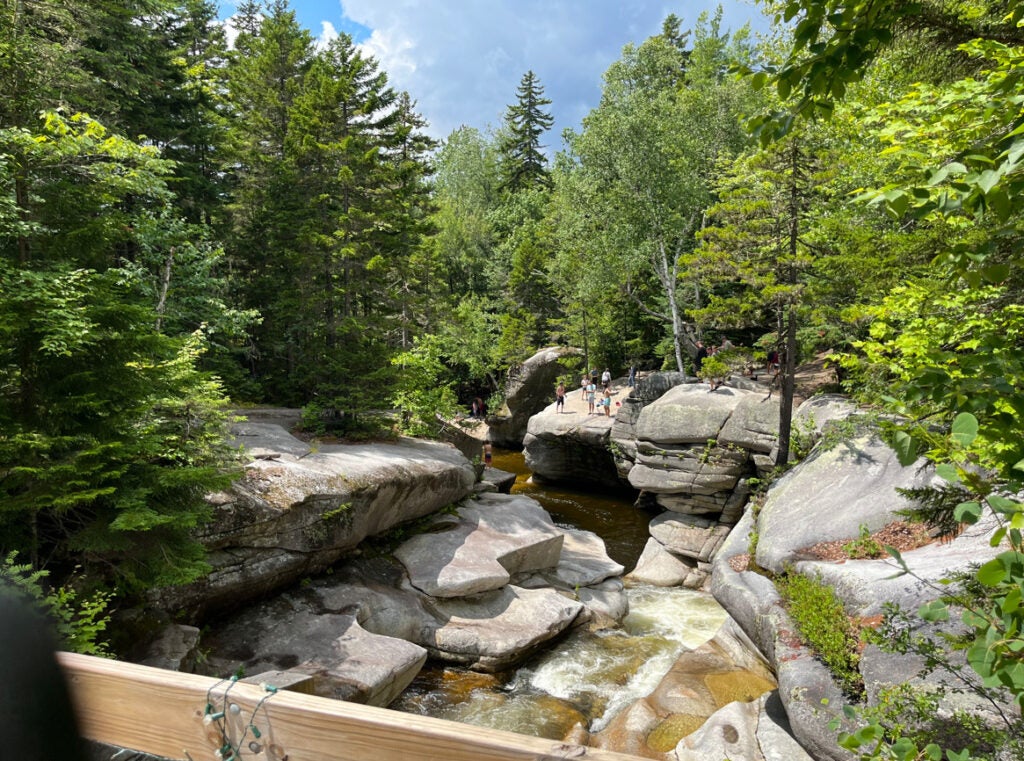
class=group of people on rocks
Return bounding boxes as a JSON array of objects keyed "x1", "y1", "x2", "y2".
[{"x1": 552, "y1": 367, "x2": 622, "y2": 417}]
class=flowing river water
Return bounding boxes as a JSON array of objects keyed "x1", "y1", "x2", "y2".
[{"x1": 390, "y1": 448, "x2": 729, "y2": 740}]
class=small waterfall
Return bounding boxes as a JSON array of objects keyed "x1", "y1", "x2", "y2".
[
  {"x1": 523, "y1": 585, "x2": 727, "y2": 732},
  {"x1": 391, "y1": 585, "x2": 727, "y2": 737},
  {"x1": 391, "y1": 448, "x2": 728, "y2": 739}
]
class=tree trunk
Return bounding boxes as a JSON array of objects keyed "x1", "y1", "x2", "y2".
[
  {"x1": 775, "y1": 303, "x2": 797, "y2": 467},
  {"x1": 154, "y1": 247, "x2": 175, "y2": 333},
  {"x1": 775, "y1": 139, "x2": 802, "y2": 467},
  {"x1": 654, "y1": 239, "x2": 687, "y2": 373}
]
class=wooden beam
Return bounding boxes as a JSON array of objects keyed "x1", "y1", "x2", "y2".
[{"x1": 59, "y1": 652, "x2": 642, "y2": 761}]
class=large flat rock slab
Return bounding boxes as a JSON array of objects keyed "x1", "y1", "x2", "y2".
[
  {"x1": 422, "y1": 585, "x2": 584, "y2": 671},
  {"x1": 514, "y1": 527, "x2": 628, "y2": 627},
  {"x1": 633, "y1": 385, "x2": 752, "y2": 445},
  {"x1": 199, "y1": 593, "x2": 426, "y2": 707},
  {"x1": 754, "y1": 434, "x2": 938, "y2": 574},
  {"x1": 625, "y1": 538, "x2": 704, "y2": 588},
  {"x1": 153, "y1": 425, "x2": 477, "y2": 617},
  {"x1": 519, "y1": 526, "x2": 625, "y2": 589},
  {"x1": 394, "y1": 493, "x2": 565, "y2": 597}
]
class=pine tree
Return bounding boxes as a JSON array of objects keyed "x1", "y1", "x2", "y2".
[
  {"x1": 0, "y1": 1, "x2": 240, "y2": 591},
  {"x1": 498, "y1": 70, "x2": 554, "y2": 193},
  {"x1": 0, "y1": 111, "x2": 237, "y2": 591}
]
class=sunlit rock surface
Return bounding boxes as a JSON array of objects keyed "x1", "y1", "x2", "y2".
[
  {"x1": 589, "y1": 618, "x2": 781, "y2": 758},
  {"x1": 711, "y1": 426, "x2": 1009, "y2": 761},
  {"x1": 395, "y1": 493, "x2": 565, "y2": 597},
  {"x1": 201, "y1": 491, "x2": 627, "y2": 697},
  {"x1": 486, "y1": 346, "x2": 580, "y2": 448},
  {"x1": 150, "y1": 417, "x2": 476, "y2": 618}
]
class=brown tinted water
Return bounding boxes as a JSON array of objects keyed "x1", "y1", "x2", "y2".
[{"x1": 489, "y1": 448, "x2": 658, "y2": 572}]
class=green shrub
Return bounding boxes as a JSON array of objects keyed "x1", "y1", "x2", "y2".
[
  {"x1": 0, "y1": 551, "x2": 112, "y2": 656},
  {"x1": 697, "y1": 355, "x2": 730, "y2": 385},
  {"x1": 778, "y1": 569, "x2": 864, "y2": 698},
  {"x1": 843, "y1": 524, "x2": 884, "y2": 559}
]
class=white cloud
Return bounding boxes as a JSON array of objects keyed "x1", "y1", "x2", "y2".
[
  {"x1": 337, "y1": 1, "x2": 768, "y2": 148},
  {"x1": 316, "y1": 20, "x2": 340, "y2": 49},
  {"x1": 222, "y1": 13, "x2": 240, "y2": 50},
  {"x1": 300, "y1": 1, "x2": 770, "y2": 149},
  {"x1": 360, "y1": 27, "x2": 418, "y2": 80}
]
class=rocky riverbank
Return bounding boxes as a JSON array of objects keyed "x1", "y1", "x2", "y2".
[{"x1": 132, "y1": 352, "x2": 1014, "y2": 761}]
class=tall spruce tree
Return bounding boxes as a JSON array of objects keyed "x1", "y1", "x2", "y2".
[
  {"x1": 223, "y1": 4, "x2": 436, "y2": 421},
  {"x1": 223, "y1": 0, "x2": 313, "y2": 402},
  {"x1": 498, "y1": 70, "x2": 554, "y2": 193}
]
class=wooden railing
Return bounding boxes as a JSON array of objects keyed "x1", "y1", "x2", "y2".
[{"x1": 59, "y1": 653, "x2": 643, "y2": 761}]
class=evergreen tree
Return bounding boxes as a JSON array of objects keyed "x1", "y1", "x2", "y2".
[
  {"x1": 0, "y1": 111, "x2": 236, "y2": 591},
  {"x1": 697, "y1": 134, "x2": 822, "y2": 465},
  {"x1": 497, "y1": 70, "x2": 555, "y2": 193},
  {"x1": 223, "y1": 4, "x2": 437, "y2": 422},
  {"x1": 158, "y1": 0, "x2": 231, "y2": 225},
  {"x1": 223, "y1": 0, "x2": 313, "y2": 402},
  {"x1": 0, "y1": 1, "x2": 241, "y2": 592}
]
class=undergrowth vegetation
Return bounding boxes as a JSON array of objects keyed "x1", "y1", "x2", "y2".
[{"x1": 777, "y1": 569, "x2": 864, "y2": 699}]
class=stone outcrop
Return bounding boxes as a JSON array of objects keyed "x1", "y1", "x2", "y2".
[
  {"x1": 150, "y1": 419, "x2": 477, "y2": 618},
  {"x1": 515, "y1": 525, "x2": 627, "y2": 628},
  {"x1": 487, "y1": 346, "x2": 580, "y2": 448},
  {"x1": 624, "y1": 385, "x2": 779, "y2": 512},
  {"x1": 201, "y1": 491, "x2": 627, "y2": 702},
  {"x1": 613, "y1": 381, "x2": 786, "y2": 590},
  {"x1": 754, "y1": 432, "x2": 939, "y2": 574},
  {"x1": 137, "y1": 624, "x2": 201, "y2": 672},
  {"x1": 626, "y1": 538, "x2": 706, "y2": 588},
  {"x1": 675, "y1": 692, "x2": 815, "y2": 761},
  {"x1": 648, "y1": 512, "x2": 732, "y2": 564},
  {"x1": 609, "y1": 371, "x2": 691, "y2": 480},
  {"x1": 523, "y1": 406, "x2": 621, "y2": 488},
  {"x1": 395, "y1": 494, "x2": 566, "y2": 597},
  {"x1": 710, "y1": 430, "x2": 1008, "y2": 761},
  {"x1": 199, "y1": 590, "x2": 428, "y2": 707}
]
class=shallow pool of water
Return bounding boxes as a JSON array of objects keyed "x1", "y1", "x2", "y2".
[{"x1": 490, "y1": 448, "x2": 657, "y2": 571}]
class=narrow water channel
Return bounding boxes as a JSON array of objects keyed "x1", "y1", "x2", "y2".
[
  {"x1": 390, "y1": 449, "x2": 728, "y2": 740},
  {"x1": 489, "y1": 447, "x2": 656, "y2": 570}
]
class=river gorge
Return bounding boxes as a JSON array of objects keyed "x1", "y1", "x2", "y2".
[{"x1": 389, "y1": 449, "x2": 729, "y2": 739}]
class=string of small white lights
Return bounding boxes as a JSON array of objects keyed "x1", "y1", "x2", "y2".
[
  {"x1": 236, "y1": 682, "x2": 280, "y2": 755},
  {"x1": 202, "y1": 675, "x2": 280, "y2": 759},
  {"x1": 203, "y1": 675, "x2": 233, "y2": 756}
]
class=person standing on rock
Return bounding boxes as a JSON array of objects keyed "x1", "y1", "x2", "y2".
[
  {"x1": 694, "y1": 341, "x2": 708, "y2": 374},
  {"x1": 586, "y1": 379, "x2": 597, "y2": 414},
  {"x1": 601, "y1": 368, "x2": 611, "y2": 390},
  {"x1": 580, "y1": 374, "x2": 589, "y2": 401},
  {"x1": 602, "y1": 386, "x2": 612, "y2": 416},
  {"x1": 555, "y1": 381, "x2": 566, "y2": 413}
]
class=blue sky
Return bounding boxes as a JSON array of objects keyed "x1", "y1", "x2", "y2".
[{"x1": 218, "y1": 1, "x2": 773, "y2": 149}]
